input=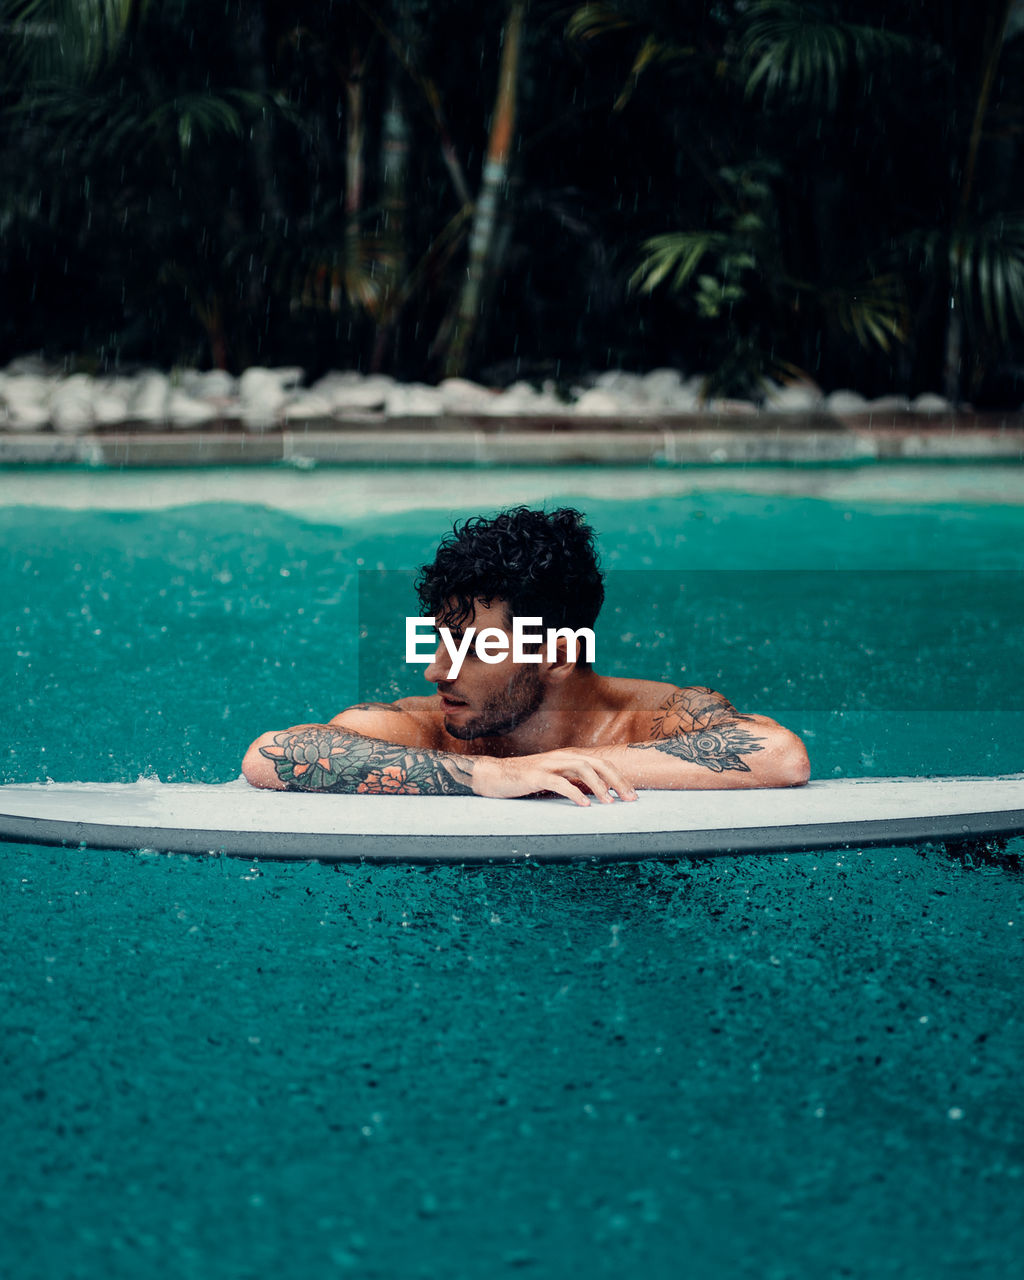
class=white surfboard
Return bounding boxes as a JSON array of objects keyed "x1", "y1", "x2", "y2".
[{"x1": 0, "y1": 775, "x2": 1022, "y2": 863}]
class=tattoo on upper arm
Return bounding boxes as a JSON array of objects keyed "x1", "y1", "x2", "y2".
[
  {"x1": 636, "y1": 686, "x2": 764, "y2": 774},
  {"x1": 259, "y1": 728, "x2": 475, "y2": 795},
  {"x1": 649, "y1": 687, "x2": 745, "y2": 737},
  {"x1": 345, "y1": 702, "x2": 405, "y2": 714}
]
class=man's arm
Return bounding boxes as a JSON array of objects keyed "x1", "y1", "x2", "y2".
[
  {"x1": 242, "y1": 709, "x2": 637, "y2": 806},
  {"x1": 242, "y1": 723, "x2": 478, "y2": 796},
  {"x1": 240, "y1": 688, "x2": 806, "y2": 803},
  {"x1": 595, "y1": 686, "x2": 810, "y2": 791}
]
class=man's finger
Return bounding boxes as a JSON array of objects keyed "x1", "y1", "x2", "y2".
[
  {"x1": 569, "y1": 762, "x2": 616, "y2": 804},
  {"x1": 560, "y1": 754, "x2": 637, "y2": 802},
  {"x1": 595, "y1": 761, "x2": 638, "y2": 802},
  {"x1": 542, "y1": 774, "x2": 591, "y2": 807}
]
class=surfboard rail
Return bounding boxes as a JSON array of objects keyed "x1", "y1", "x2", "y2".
[{"x1": 1, "y1": 774, "x2": 1022, "y2": 864}]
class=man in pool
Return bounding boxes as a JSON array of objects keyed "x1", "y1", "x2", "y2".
[{"x1": 242, "y1": 507, "x2": 809, "y2": 805}]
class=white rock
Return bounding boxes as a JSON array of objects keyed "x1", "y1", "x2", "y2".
[
  {"x1": 92, "y1": 393, "x2": 131, "y2": 425},
  {"x1": 3, "y1": 400, "x2": 50, "y2": 430},
  {"x1": 132, "y1": 372, "x2": 171, "y2": 423},
  {"x1": 309, "y1": 370, "x2": 356, "y2": 397},
  {"x1": 384, "y1": 383, "x2": 443, "y2": 417},
  {"x1": 238, "y1": 367, "x2": 291, "y2": 428},
  {"x1": 167, "y1": 393, "x2": 218, "y2": 427},
  {"x1": 49, "y1": 375, "x2": 96, "y2": 433},
  {"x1": 1, "y1": 375, "x2": 51, "y2": 428},
  {"x1": 105, "y1": 376, "x2": 141, "y2": 402},
  {"x1": 593, "y1": 369, "x2": 646, "y2": 396},
  {"x1": 328, "y1": 387, "x2": 391, "y2": 414},
  {"x1": 180, "y1": 368, "x2": 237, "y2": 398},
  {"x1": 910, "y1": 392, "x2": 950, "y2": 413},
  {"x1": 481, "y1": 381, "x2": 534, "y2": 415},
  {"x1": 669, "y1": 389, "x2": 702, "y2": 412},
  {"x1": 825, "y1": 389, "x2": 869, "y2": 413},
  {"x1": 589, "y1": 369, "x2": 662, "y2": 409},
  {"x1": 50, "y1": 398, "x2": 93, "y2": 433},
  {"x1": 763, "y1": 381, "x2": 824, "y2": 412},
  {"x1": 573, "y1": 388, "x2": 629, "y2": 416},
  {"x1": 478, "y1": 381, "x2": 557, "y2": 416},
  {"x1": 437, "y1": 377, "x2": 498, "y2": 413},
  {"x1": 642, "y1": 367, "x2": 683, "y2": 392},
  {"x1": 54, "y1": 372, "x2": 94, "y2": 395},
  {"x1": 238, "y1": 366, "x2": 286, "y2": 399},
  {"x1": 238, "y1": 365, "x2": 304, "y2": 393},
  {"x1": 282, "y1": 393, "x2": 334, "y2": 421},
  {"x1": 865, "y1": 394, "x2": 911, "y2": 412},
  {"x1": 2, "y1": 354, "x2": 55, "y2": 377},
  {"x1": 1, "y1": 373, "x2": 49, "y2": 405},
  {"x1": 242, "y1": 399, "x2": 286, "y2": 430},
  {"x1": 640, "y1": 368, "x2": 682, "y2": 406},
  {"x1": 308, "y1": 372, "x2": 392, "y2": 413},
  {"x1": 643, "y1": 369, "x2": 701, "y2": 412}
]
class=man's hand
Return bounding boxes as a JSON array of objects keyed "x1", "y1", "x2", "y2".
[{"x1": 471, "y1": 750, "x2": 638, "y2": 807}]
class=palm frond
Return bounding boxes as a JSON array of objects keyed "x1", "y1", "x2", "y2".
[
  {"x1": 0, "y1": 0, "x2": 147, "y2": 82},
  {"x1": 613, "y1": 33, "x2": 695, "y2": 110},
  {"x1": 829, "y1": 273, "x2": 909, "y2": 353},
  {"x1": 952, "y1": 215, "x2": 1024, "y2": 342},
  {"x1": 565, "y1": 2, "x2": 633, "y2": 44},
  {"x1": 567, "y1": 3, "x2": 693, "y2": 109},
  {"x1": 630, "y1": 231, "x2": 727, "y2": 295},
  {"x1": 739, "y1": 1, "x2": 912, "y2": 112},
  {"x1": 149, "y1": 91, "x2": 262, "y2": 152},
  {"x1": 12, "y1": 83, "x2": 270, "y2": 161}
]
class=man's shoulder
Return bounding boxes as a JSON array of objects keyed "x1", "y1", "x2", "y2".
[
  {"x1": 330, "y1": 696, "x2": 444, "y2": 747},
  {"x1": 645, "y1": 684, "x2": 747, "y2": 737},
  {"x1": 601, "y1": 678, "x2": 743, "y2": 739}
]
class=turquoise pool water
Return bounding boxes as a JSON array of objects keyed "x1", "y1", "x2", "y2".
[{"x1": 1, "y1": 466, "x2": 1022, "y2": 1278}]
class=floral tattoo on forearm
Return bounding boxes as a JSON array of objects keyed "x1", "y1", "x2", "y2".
[
  {"x1": 259, "y1": 727, "x2": 476, "y2": 795},
  {"x1": 634, "y1": 686, "x2": 764, "y2": 774}
]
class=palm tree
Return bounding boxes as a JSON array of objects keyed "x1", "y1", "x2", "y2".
[
  {"x1": 935, "y1": 0, "x2": 1024, "y2": 400},
  {"x1": 572, "y1": 0, "x2": 913, "y2": 394},
  {"x1": 1, "y1": 0, "x2": 276, "y2": 367},
  {"x1": 443, "y1": 0, "x2": 526, "y2": 377}
]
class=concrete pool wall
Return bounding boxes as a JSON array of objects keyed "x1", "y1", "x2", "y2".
[
  {"x1": 2, "y1": 461, "x2": 1024, "y2": 513},
  {"x1": 2, "y1": 410, "x2": 1024, "y2": 468}
]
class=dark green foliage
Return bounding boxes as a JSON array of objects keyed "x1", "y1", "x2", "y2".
[{"x1": 1, "y1": 0, "x2": 1024, "y2": 401}]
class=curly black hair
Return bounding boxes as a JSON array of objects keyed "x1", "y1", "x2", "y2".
[{"x1": 415, "y1": 507, "x2": 604, "y2": 653}]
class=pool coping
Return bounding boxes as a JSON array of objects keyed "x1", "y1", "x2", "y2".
[{"x1": 2, "y1": 411, "x2": 1024, "y2": 466}]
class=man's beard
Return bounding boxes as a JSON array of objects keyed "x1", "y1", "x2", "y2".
[{"x1": 443, "y1": 667, "x2": 544, "y2": 740}]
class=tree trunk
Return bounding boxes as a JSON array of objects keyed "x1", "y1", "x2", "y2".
[
  {"x1": 343, "y1": 46, "x2": 370, "y2": 314},
  {"x1": 443, "y1": 1, "x2": 525, "y2": 379},
  {"x1": 371, "y1": 57, "x2": 410, "y2": 371},
  {"x1": 353, "y1": 0, "x2": 473, "y2": 208}
]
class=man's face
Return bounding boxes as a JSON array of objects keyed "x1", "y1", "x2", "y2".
[{"x1": 424, "y1": 597, "x2": 544, "y2": 740}]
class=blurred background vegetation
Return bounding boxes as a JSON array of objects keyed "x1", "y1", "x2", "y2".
[{"x1": 2, "y1": 0, "x2": 1024, "y2": 403}]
